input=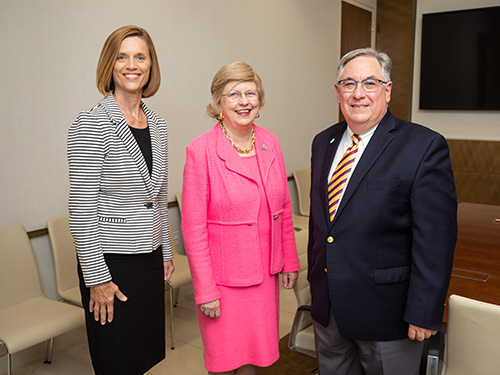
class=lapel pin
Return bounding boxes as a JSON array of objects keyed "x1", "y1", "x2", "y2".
[
  {"x1": 262, "y1": 144, "x2": 268, "y2": 150},
  {"x1": 330, "y1": 138, "x2": 335, "y2": 144}
]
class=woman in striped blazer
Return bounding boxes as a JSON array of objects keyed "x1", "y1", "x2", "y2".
[{"x1": 68, "y1": 26, "x2": 174, "y2": 375}]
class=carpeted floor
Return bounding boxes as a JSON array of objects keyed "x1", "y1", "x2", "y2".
[
  {"x1": 257, "y1": 334, "x2": 317, "y2": 375},
  {"x1": 257, "y1": 333, "x2": 433, "y2": 375}
]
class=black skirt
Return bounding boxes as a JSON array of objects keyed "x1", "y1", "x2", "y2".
[{"x1": 78, "y1": 248, "x2": 165, "y2": 375}]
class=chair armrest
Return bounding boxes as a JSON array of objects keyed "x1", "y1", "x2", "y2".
[
  {"x1": 297, "y1": 305, "x2": 311, "y2": 312},
  {"x1": 288, "y1": 305, "x2": 316, "y2": 358},
  {"x1": 0, "y1": 341, "x2": 7, "y2": 357},
  {"x1": 425, "y1": 332, "x2": 444, "y2": 375}
]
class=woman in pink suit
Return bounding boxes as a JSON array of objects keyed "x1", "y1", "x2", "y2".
[{"x1": 182, "y1": 61, "x2": 300, "y2": 374}]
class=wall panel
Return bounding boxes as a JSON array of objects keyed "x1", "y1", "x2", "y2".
[{"x1": 448, "y1": 139, "x2": 500, "y2": 205}]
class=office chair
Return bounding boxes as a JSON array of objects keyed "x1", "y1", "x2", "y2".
[
  {"x1": 46, "y1": 216, "x2": 82, "y2": 306},
  {"x1": 0, "y1": 224, "x2": 84, "y2": 375}
]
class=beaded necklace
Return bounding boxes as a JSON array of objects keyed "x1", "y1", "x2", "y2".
[{"x1": 219, "y1": 121, "x2": 255, "y2": 154}]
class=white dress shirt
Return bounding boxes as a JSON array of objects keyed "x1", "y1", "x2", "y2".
[{"x1": 327, "y1": 124, "x2": 377, "y2": 208}]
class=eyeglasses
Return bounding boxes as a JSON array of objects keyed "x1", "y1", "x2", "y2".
[
  {"x1": 222, "y1": 90, "x2": 259, "y2": 102},
  {"x1": 337, "y1": 78, "x2": 388, "y2": 93}
]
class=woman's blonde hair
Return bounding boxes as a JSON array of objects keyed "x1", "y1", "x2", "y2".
[
  {"x1": 206, "y1": 61, "x2": 266, "y2": 119},
  {"x1": 96, "y1": 25, "x2": 161, "y2": 98}
]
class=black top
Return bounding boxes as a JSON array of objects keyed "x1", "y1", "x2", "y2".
[{"x1": 129, "y1": 126, "x2": 152, "y2": 175}]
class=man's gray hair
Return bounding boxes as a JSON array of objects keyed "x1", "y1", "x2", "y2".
[{"x1": 337, "y1": 48, "x2": 392, "y2": 82}]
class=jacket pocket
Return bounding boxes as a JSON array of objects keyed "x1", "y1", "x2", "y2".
[
  {"x1": 367, "y1": 179, "x2": 401, "y2": 190},
  {"x1": 373, "y1": 265, "x2": 410, "y2": 284},
  {"x1": 98, "y1": 216, "x2": 127, "y2": 223},
  {"x1": 208, "y1": 221, "x2": 263, "y2": 286}
]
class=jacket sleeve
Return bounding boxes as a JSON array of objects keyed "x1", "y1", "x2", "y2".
[
  {"x1": 159, "y1": 176, "x2": 174, "y2": 262},
  {"x1": 274, "y1": 138, "x2": 300, "y2": 273},
  {"x1": 181, "y1": 140, "x2": 221, "y2": 305},
  {"x1": 157, "y1": 120, "x2": 173, "y2": 262},
  {"x1": 404, "y1": 134, "x2": 457, "y2": 330},
  {"x1": 68, "y1": 112, "x2": 112, "y2": 287}
]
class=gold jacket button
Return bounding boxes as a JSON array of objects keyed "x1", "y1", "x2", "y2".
[
  {"x1": 324, "y1": 268, "x2": 328, "y2": 273},
  {"x1": 327, "y1": 236, "x2": 334, "y2": 243}
]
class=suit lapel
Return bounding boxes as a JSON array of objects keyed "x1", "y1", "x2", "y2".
[
  {"x1": 332, "y1": 112, "x2": 396, "y2": 223},
  {"x1": 216, "y1": 123, "x2": 257, "y2": 182},
  {"x1": 99, "y1": 95, "x2": 154, "y2": 197},
  {"x1": 141, "y1": 102, "x2": 162, "y2": 192},
  {"x1": 254, "y1": 126, "x2": 275, "y2": 185},
  {"x1": 216, "y1": 124, "x2": 276, "y2": 214}
]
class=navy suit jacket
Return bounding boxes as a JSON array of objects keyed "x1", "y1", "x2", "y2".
[{"x1": 307, "y1": 110, "x2": 457, "y2": 341}]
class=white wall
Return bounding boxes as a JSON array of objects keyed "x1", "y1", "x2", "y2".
[
  {"x1": 0, "y1": 0, "x2": 363, "y2": 369},
  {"x1": 0, "y1": 0, "x2": 355, "y2": 232},
  {"x1": 1, "y1": 0, "x2": 382, "y2": 303},
  {"x1": 411, "y1": 0, "x2": 500, "y2": 139}
]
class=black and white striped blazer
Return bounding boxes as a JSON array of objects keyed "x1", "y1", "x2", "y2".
[{"x1": 68, "y1": 94, "x2": 173, "y2": 287}]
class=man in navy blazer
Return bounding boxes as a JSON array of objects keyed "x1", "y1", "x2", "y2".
[{"x1": 307, "y1": 48, "x2": 457, "y2": 374}]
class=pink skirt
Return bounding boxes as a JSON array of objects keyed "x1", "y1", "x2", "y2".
[{"x1": 198, "y1": 272, "x2": 280, "y2": 372}]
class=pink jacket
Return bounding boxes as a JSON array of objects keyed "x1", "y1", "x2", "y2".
[{"x1": 182, "y1": 124, "x2": 300, "y2": 305}]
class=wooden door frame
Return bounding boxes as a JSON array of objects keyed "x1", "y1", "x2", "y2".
[{"x1": 341, "y1": 0, "x2": 376, "y2": 49}]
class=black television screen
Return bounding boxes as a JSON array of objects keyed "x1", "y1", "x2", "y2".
[{"x1": 420, "y1": 6, "x2": 500, "y2": 110}]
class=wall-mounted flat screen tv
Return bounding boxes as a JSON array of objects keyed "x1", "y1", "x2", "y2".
[{"x1": 419, "y1": 6, "x2": 500, "y2": 110}]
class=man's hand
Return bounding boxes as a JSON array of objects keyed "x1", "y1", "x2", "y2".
[{"x1": 408, "y1": 324, "x2": 437, "y2": 341}]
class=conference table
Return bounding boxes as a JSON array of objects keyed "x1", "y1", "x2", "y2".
[{"x1": 443, "y1": 202, "x2": 500, "y2": 321}]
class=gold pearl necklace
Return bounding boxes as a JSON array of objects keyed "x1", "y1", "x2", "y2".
[{"x1": 219, "y1": 121, "x2": 255, "y2": 154}]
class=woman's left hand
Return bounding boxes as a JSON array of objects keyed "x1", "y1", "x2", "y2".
[
  {"x1": 164, "y1": 260, "x2": 175, "y2": 283},
  {"x1": 200, "y1": 299, "x2": 220, "y2": 319},
  {"x1": 282, "y1": 272, "x2": 298, "y2": 289}
]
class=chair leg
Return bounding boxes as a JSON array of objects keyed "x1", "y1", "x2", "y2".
[
  {"x1": 0, "y1": 340, "x2": 11, "y2": 375},
  {"x1": 44, "y1": 338, "x2": 54, "y2": 364},
  {"x1": 6, "y1": 352, "x2": 11, "y2": 375},
  {"x1": 173, "y1": 287, "x2": 180, "y2": 307},
  {"x1": 168, "y1": 281, "x2": 175, "y2": 350}
]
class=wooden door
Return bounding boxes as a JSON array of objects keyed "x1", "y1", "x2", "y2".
[
  {"x1": 376, "y1": 0, "x2": 415, "y2": 120},
  {"x1": 341, "y1": 2, "x2": 372, "y2": 56},
  {"x1": 339, "y1": 1, "x2": 373, "y2": 121}
]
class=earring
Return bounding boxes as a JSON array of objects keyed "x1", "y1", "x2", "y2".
[
  {"x1": 218, "y1": 112, "x2": 224, "y2": 120},
  {"x1": 255, "y1": 112, "x2": 260, "y2": 119}
]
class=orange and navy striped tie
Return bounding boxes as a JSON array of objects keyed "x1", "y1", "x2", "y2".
[{"x1": 328, "y1": 134, "x2": 360, "y2": 221}]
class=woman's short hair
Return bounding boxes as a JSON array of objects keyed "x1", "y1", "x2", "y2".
[
  {"x1": 206, "y1": 61, "x2": 266, "y2": 119},
  {"x1": 96, "y1": 25, "x2": 161, "y2": 98},
  {"x1": 337, "y1": 47, "x2": 392, "y2": 82}
]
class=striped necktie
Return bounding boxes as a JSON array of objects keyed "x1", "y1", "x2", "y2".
[{"x1": 328, "y1": 134, "x2": 360, "y2": 221}]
